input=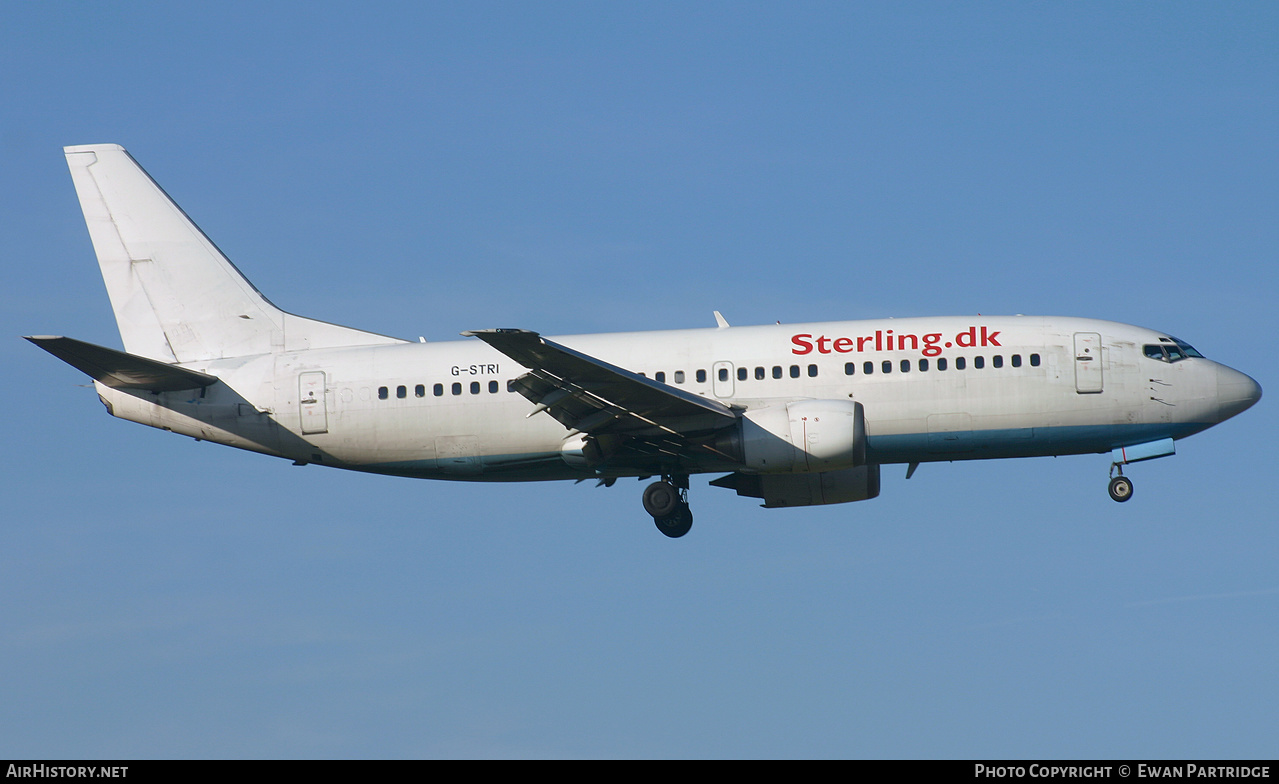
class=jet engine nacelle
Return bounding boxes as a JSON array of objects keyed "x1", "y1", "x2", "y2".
[
  {"x1": 710, "y1": 464, "x2": 881, "y2": 508},
  {"x1": 726, "y1": 399, "x2": 867, "y2": 474}
]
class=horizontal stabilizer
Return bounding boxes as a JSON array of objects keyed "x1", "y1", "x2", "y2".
[{"x1": 25, "y1": 336, "x2": 219, "y2": 392}]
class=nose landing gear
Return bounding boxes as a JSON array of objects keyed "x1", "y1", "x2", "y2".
[
  {"x1": 643, "y1": 476, "x2": 693, "y2": 538},
  {"x1": 1108, "y1": 465, "x2": 1134, "y2": 503},
  {"x1": 1106, "y1": 438, "x2": 1177, "y2": 503}
]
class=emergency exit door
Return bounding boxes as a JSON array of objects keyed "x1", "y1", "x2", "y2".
[{"x1": 712, "y1": 361, "x2": 735, "y2": 398}]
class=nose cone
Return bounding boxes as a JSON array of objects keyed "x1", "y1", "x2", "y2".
[{"x1": 1216, "y1": 364, "x2": 1262, "y2": 423}]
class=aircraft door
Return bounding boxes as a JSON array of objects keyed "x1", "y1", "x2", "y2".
[
  {"x1": 435, "y1": 436, "x2": 482, "y2": 474},
  {"x1": 299, "y1": 371, "x2": 329, "y2": 434},
  {"x1": 1073, "y1": 332, "x2": 1103, "y2": 394},
  {"x1": 926, "y1": 412, "x2": 974, "y2": 453},
  {"x1": 712, "y1": 361, "x2": 735, "y2": 398}
]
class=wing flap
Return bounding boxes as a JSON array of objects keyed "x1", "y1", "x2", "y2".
[
  {"x1": 464, "y1": 329, "x2": 737, "y2": 438},
  {"x1": 26, "y1": 335, "x2": 219, "y2": 392}
]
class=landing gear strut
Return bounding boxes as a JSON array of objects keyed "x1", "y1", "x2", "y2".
[
  {"x1": 1108, "y1": 465, "x2": 1134, "y2": 503},
  {"x1": 643, "y1": 476, "x2": 693, "y2": 538}
]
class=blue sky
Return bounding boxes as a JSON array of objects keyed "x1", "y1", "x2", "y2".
[{"x1": 2, "y1": 2, "x2": 1276, "y2": 759}]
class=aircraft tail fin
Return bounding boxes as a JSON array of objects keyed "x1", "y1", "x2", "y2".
[{"x1": 63, "y1": 144, "x2": 406, "y2": 363}]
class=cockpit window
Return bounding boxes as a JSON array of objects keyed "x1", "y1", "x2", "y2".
[
  {"x1": 1145, "y1": 338, "x2": 1205, "y2": 363},
  {"x1": 1169, "y1": 337, "x2": 1204, "y2": 358}
]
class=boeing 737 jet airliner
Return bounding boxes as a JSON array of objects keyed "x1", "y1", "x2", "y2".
[{"x1": 28, "y1": 145, "x2": 1262, "y2": 537}]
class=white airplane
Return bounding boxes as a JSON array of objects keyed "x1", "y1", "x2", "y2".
[{"x1": 28, "y1": 144, "x2": 1262, "y2": 537}]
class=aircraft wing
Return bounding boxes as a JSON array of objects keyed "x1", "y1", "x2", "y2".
[
  {"x1": 26, "y1": 335, "x2": 219, "y2": 392},
  {"x1": 463, "y1": 329, "x2": 738, "y2": 440}
]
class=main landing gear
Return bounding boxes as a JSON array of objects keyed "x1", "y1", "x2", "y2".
[
  {"x1": 643, "y1": 475, "x2": 693, "y2": 538},
  {"x1": 1108, "y1": 464, "x2": 1134, "y2": 503}
]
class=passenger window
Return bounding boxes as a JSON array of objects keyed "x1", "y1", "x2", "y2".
[
  {"x1": 773, "y1": 366, "x2": 782, "y2": 379},
  {"x1": 433, "y1": 383, "x2": 444, "y2": 397},
  {"x1": 451, "y1": 382, "x2": 462, "y2": 395},
  {"x1": 674, "y1": 370, "x2": 685, "y2": 383},
  {"x1": 696, "y1": 369, "x2": 707, "y2": 383},
  {"x1": 655, "y1": 371, "x2": 666, "y2": 383},
  {"x1": 415, "y1": 384, "x2": 425, "y2": 397},
  {"x1": 470, "y1": 381, "x2": 480, "y2": 394},
  {"x1": 397, "y1": 385, "x2": 407, "y2": 398},
  {"x1": 993, "y1": 355, "x2": 1003, "y2": 368},
  {"x1": 719, "y1": 368, "x2": 729, "y2": 382},
  {"x1": 919, "y1": 359, "x2": 929, "y2": 371},
  {"x1": 737, "y1": 367, "x2": 747, "y2": 381},
  {"x1": 1030, "y1": 353, "x2": 1041, "y2": 366},
  {"x1": 956, "y1": 357, "x2": 966, "y2": 370},
  {"x1": 790, "y1": 365, "x2": 800, "y2": 378},
  {"x1": 937, "y1": 358, "x2": 948, "y2": 371},
  {"x1": 755, "y1": 367, "x2": 765, "y2": 380},
  {"x1": 845, "y1": 362, "x2": 856, "y2": 376},
  {"x1": 488, "y1": 380, "x2": 499, "y2": 393},
  {"x1": 863, "y1": 361, "x2": 874, "y2": 375},
  {"x1": 1011, "y1": 354, "x2": 1022, "y2": 367},
  {"x1": 882, "y1": 360, "x2": 892, "y2": 374},
  {"x1": 808, "y1": 364, "x2": 818, "y2": 377},
  {"x1": 974, "y1": 356, "x2": 984, "y2": 369},
  {"x1": 378, "y1": 386, "x2": 389, "y2": 400}
]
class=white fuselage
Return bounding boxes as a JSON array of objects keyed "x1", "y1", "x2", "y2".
[{"x1": 93, "y1": 314, "x2": 1252, "y2": 482}]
